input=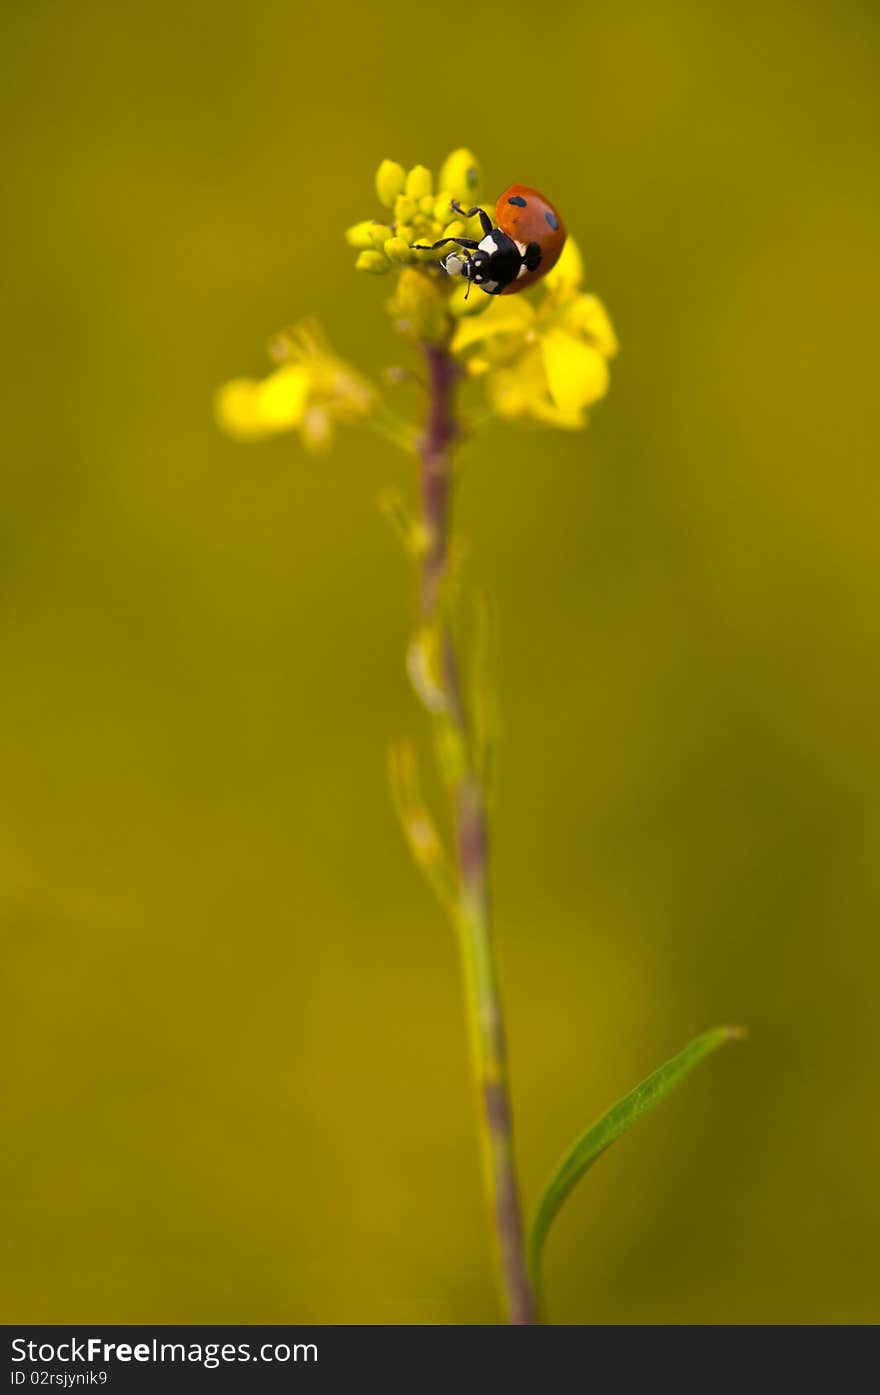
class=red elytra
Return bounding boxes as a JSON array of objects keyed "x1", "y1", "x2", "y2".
[{"x1": 495, "y1": 184, "x2": 566, "y2": 294}]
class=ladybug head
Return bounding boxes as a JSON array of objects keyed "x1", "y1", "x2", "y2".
[
  {"x1": 443, "y1": 251, "x2": 484, "y2": 282},
  {"x1": 442, "y1": 250, "x2": 493, "y2": 301}
]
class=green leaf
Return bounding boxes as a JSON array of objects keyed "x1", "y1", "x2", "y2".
[{"x1": 528, "y1": 1025, "x2": 744, "y2": 1307}]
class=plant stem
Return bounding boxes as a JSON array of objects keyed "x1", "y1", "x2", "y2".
[{"x1": 417, "y1": 339, "x2": 537, "y2": 1326}]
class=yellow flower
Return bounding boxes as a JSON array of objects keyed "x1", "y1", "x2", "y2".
[
  {"x1": 451, "y1": 239, "x2": 618, "y2": 429},
  {"x1": 346, "y1": 150, "x2": 484, "y2": 275},
  {"x1": 215, "y1": 319, "x2": 375, "y2": 451},
  {"x1": 217, "y1": 157, "x2": 616, "y2": 457}
]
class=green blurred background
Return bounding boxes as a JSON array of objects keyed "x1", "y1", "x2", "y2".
[{"x1": 2, "y1": 0, "x2": 878, "y2": 1324}]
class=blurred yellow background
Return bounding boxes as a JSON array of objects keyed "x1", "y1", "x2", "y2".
[{"x1": 2, "y1": 0, "x2": 878, "y2": 1324}]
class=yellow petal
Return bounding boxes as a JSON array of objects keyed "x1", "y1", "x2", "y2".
[
  {"x1": 563, "y1": 293, "x2": 619, "y2": 357},
  {"x1": 215, "y1": 380, "x2": 266, "y2": 439},
  {"x1": 451, "y1": 295, "x2": 535, "y2": 353},
  {"x1": 543, "y1": 236, "x2": 584, "y2": 296},
  {"x1": 259, "y1": 364, "x2": 311, "y2": 424},
  {"x1": 486, "y1": 365, "x2": 529, "y2": 419},
  {"x1": 215, "y1": 364, "x2": 309, "y2": 440},
  {"x1": 540, "y1": 329, "x2": 609, "y2": 416},
  {"x1": 485, "y1": 347, "x2": 547, "y2": 420},
  {"x1": 524, "y1": 396, "x2": 585, "y2": 429}
]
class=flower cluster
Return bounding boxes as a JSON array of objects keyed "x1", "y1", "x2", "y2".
[
  {"x1": 345, "y1": 150, "x2": 485, "y2": 279},
  {"x1": 452, "y1": 239, "x2": 618, "y2": 429},
  {"x1": 215, "y1": 319, "x2": 375, "y2": 451},
  {"x1": 215, "y1": 150, "x2": 617, "y2": 448}
]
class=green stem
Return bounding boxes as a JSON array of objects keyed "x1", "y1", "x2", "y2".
[{"x1": 417, "y1": 338, "x2": 537, "y2": 1326}]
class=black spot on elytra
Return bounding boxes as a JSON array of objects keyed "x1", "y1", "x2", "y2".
[
  {"x1": 544, "y1": 209, "x2": 559, "y2": 230},
  {"x1": 508, "y1": 195, "x2": 527, "y2": 207}
]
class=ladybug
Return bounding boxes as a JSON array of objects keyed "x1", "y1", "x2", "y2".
[{"x1": 411, "y1": 184, "x2": 566, "y2": 297}]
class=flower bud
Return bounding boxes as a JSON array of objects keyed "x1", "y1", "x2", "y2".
[
  {"x1": 367, "y1": 222, "x2": 394, "y2": 249},
  {"x1": 393, "y1": 193, "x2": 419, "y2": 227},
  {"x1": 356, "y1": 249, "x2": 392, "y2": 274},
  {"x1": 387, "y1": 267, "x2": 447, "y2": 343},
  {"x1": 441, "y1": 220, "x2": 466, "y2": 242},
  {"x1": 345, "y1": 220, "x2": 379, "y2": 249},
  {"x1": 375, "y1": 159, "x2": 407, "y2": 208},
  {"x1": 438, "y1": 148, "x2": 481, "y2": 204},
  {"x1": 405, "y1": 164, "x2": 433, "y2": 199},
  {"x1": 384, "y1": 236, "x2": 413, "y2": 265}
]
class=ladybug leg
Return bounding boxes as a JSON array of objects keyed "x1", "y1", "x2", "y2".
[
  {"x1": 450, "y1": 201, "x2": 494, "y2": 237},
  {"x1": 409, "y1": 236, "x2": 480, "y2": 251}
]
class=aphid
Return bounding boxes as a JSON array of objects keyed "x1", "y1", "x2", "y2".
[{"x1": 411, "y1": 184, "x2": 566, "y2": 298}]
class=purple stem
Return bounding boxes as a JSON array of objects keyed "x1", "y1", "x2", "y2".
[{"x1": 418, "y1": 340, "x2": 537, "y2": 1326}]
